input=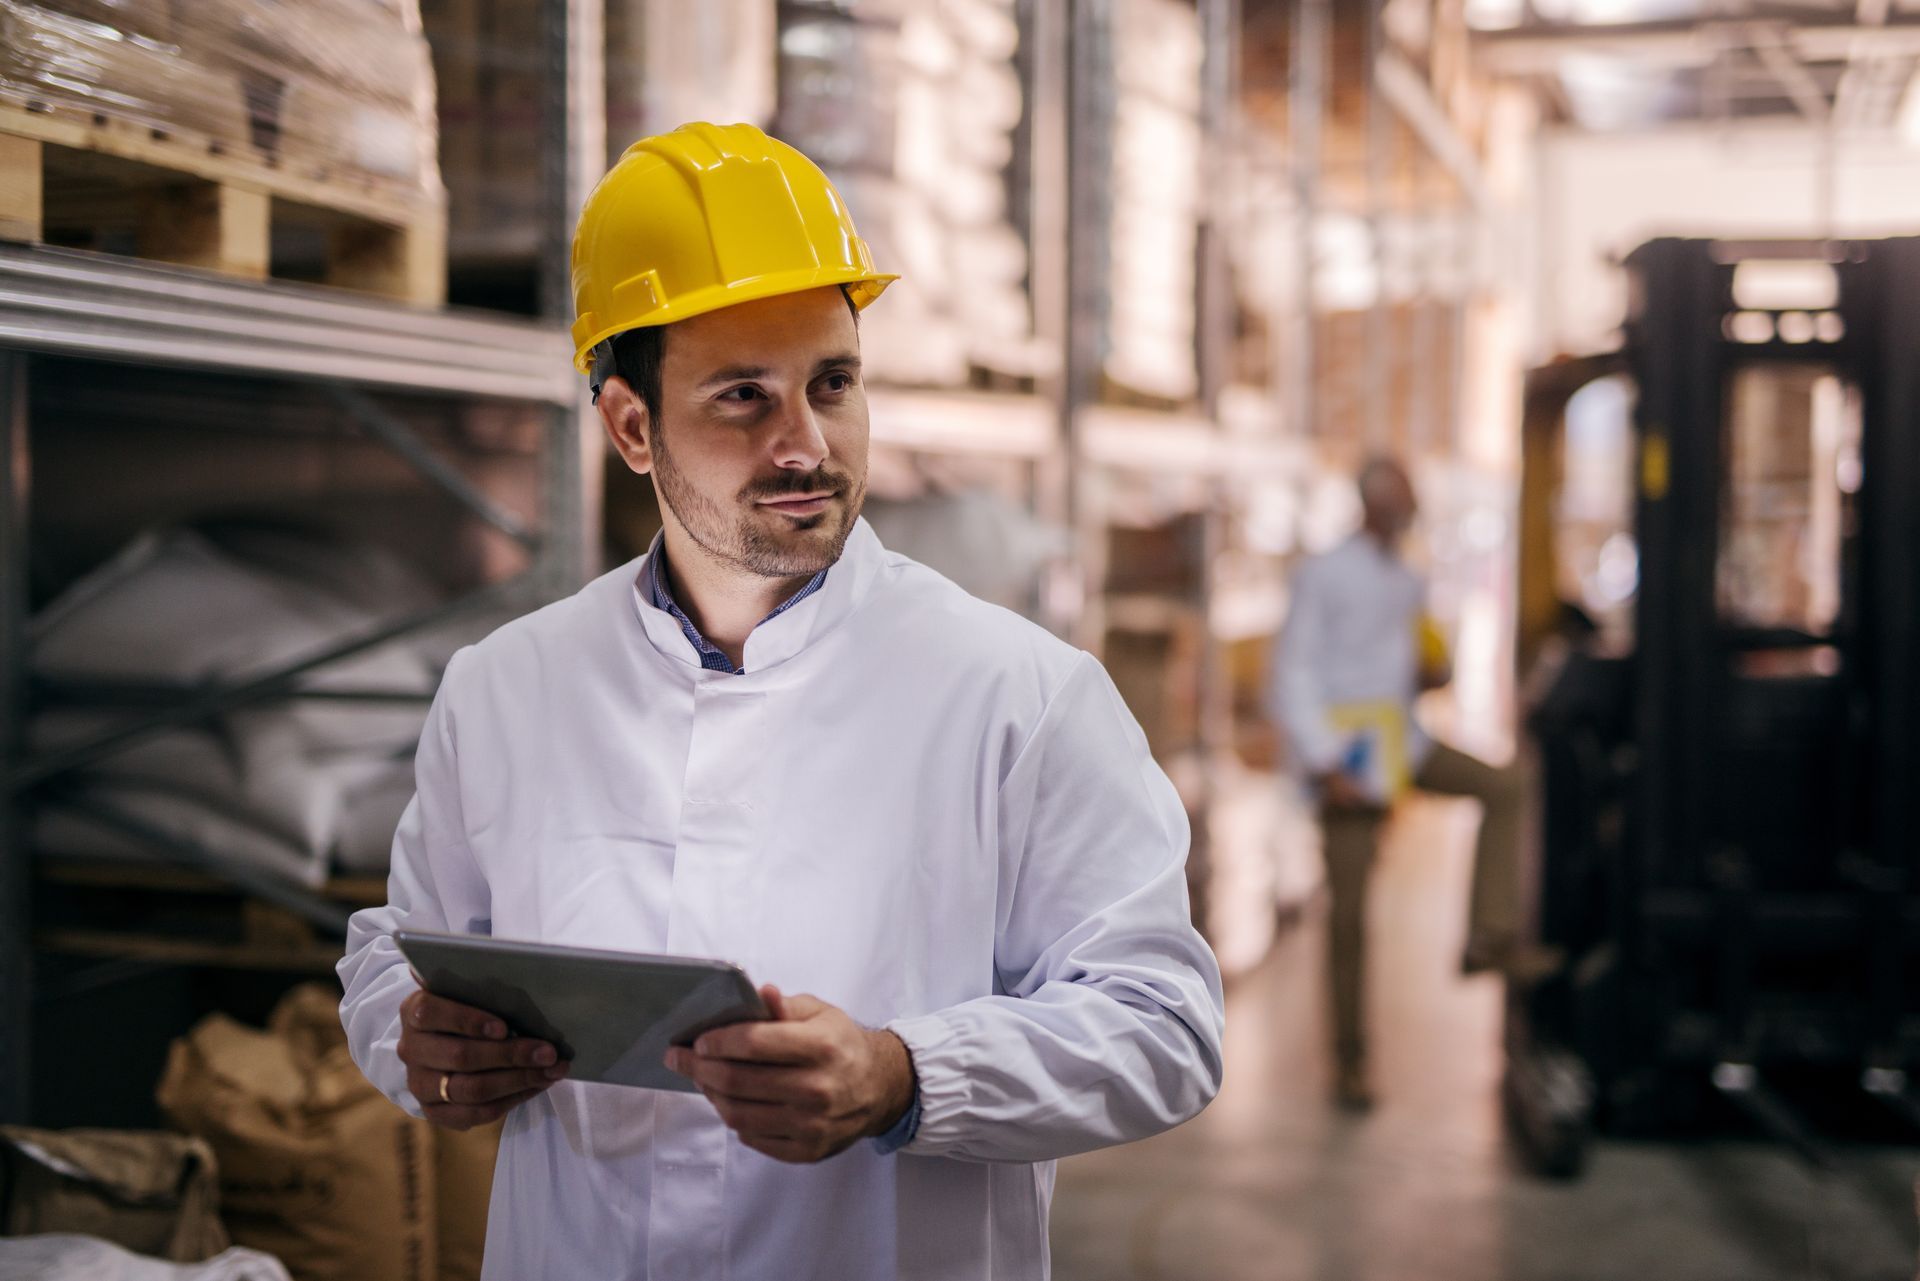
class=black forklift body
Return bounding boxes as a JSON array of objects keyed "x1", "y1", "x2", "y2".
[{"x1": 1509, "y1": 237, "x2": 1920, "y2": 1176}]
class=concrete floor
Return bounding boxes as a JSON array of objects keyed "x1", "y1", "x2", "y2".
[{"x1": 1050, "y1": 797, "x2": 1920, "y2": 1281}]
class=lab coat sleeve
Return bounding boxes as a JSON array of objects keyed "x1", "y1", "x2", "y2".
[
  {"x1": 1271, "y1": 559, "x2": 1343, "y2": 775},
  {"x1": 886, "y1": 654, "x2": 1226, "y2": 1162},
  {"x1": 336, "y1": 648, "x2": 491, "y2": 1118}
]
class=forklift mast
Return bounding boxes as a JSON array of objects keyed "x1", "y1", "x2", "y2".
[
  {"x1": 1627, "y1": 238, "x2": 1920, "y2": 901},
  {"x1": 1508, "y1": 237, "x2": 1920, "y2": 1175}
]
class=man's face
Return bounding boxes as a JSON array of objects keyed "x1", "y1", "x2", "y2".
[{"x1": 643, "y1": 287, "x2": 869, "y2": 579}]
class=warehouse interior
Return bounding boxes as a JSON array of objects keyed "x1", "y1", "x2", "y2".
[{"x1": 0, "y1": 0, "x2": 1917, "y2": 1277}]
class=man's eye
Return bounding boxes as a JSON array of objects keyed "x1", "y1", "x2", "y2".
[
  {"x1": 721, "y1": 386, "x2": 762, "y2": 403},
  {"x1": 820, "y1": 373, "x2": 852, "y2": 393}
]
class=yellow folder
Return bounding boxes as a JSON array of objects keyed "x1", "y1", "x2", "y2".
[{"x1": 1325, "y1": 700, "x2": 1411, "y2": 804}]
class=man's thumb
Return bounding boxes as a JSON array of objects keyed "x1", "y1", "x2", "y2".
[{"x1": 781, "y1": 992, "x2": 830, "y2": 1020}]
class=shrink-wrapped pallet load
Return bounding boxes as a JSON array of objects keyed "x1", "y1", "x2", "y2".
[
  {"x1": 422, "y1": 0, "x2": 780, "y2": 275},
  {"x1": 419, "y1": 0, "x2": 546, "y2": 263},
  {"x1": 0, "y1": 3, "x2": 250, "y2": 147},
  {"x1": 777, "y1": 0, "x2": 1039, "y2": 388},
  {"x1": 0, "y1": 0, "x2": 442, "y2": 201},
  {"x1": 0, "y1": 0, "x2": 445, "y2": 304}
]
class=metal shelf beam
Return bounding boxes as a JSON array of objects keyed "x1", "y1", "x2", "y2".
[
  {"x1": 866, "y1": 390, "x2": 1058, "y2": 459},
  {"x1": 0, "y1": 243, "x2": 577, "y2": 406},
  {"x1": 8, "y1": 577, "x2": 530, "y2": 794},
  {"x1": 1, "y1": 352, "x2": 28, "y2": 1122}
]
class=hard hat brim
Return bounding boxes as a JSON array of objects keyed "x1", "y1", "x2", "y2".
[{"x1": 572, "y1": 268, "x2": 898, "y2": 374}]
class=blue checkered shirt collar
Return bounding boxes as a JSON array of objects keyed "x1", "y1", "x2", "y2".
[{"x1": 642, "y1": 543, "x2": 828, "y2": 675}]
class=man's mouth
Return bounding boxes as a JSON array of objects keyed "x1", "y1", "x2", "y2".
[{"x1": 754, "y1": 491, "x2": 837, "y2": 518}]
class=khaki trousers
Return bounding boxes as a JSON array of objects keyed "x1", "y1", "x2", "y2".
[{"x1": 1319, "y1": 742, "x2": 1527, "y2": 1071}]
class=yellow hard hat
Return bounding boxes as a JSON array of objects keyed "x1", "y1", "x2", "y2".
[{"x1": 570, "y1": 121, "x2": 897, "y2": 374}]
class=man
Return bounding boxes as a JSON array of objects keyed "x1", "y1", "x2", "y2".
[
  {"x1": 1272, "y1": 456, "x2": 1555, "y2": 1112},
  {"x1": 337, "y1": 122, "x2": 1224, "y2": 1279}
]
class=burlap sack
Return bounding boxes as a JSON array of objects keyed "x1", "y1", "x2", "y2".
[
  {"x1": 266, "y1": 987, "x2": 500, "y2": 1279},
  {"x1": 0, "y1": 1126, "x2": 229, "y2": 1262},
  {"x1": 155, "y1": 985, "x2": 436, "y2": 1281},
  {"x1": 433, "y1": 1120, "x2": 500, "y2": 1281}
]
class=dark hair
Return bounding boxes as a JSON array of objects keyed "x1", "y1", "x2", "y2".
[
  {"x1": 602, "y1": 324, "x2": 668, "y2": 426},
  {"x1": 592, "y1": 285, "x2": 861, "y2": 430}
]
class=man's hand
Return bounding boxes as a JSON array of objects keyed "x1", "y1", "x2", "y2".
[
  {"x1": 666, "y1": 986, "x2": 916, "y2": 1164},
  {"x1": 398, "y1": 988, "x2": 569, "y2": 1131},
  {"x1": 1318, "y1": 769, "x2": 1373, "y2": 812}
]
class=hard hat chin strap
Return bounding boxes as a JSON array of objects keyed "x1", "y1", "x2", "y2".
[{"x1": 589, "y1": 339, "x2": 619, "y2": 404}]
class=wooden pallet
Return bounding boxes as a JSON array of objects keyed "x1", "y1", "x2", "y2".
[{"x1": 0, "y1": 98, "x2": 446, "y2": 306}]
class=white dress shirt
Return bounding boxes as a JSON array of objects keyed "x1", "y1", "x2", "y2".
[
  {"x1": 1270, "y1": 532, "x2": 1433, "y2": 778},
  {"x1": 337, "y1": 518, "x2": 1225, "y2": 1280}
]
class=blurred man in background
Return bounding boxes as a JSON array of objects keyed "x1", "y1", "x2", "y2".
[{"x1": 1272, "y1": 456, "x2": 1557, "y2": 1111}]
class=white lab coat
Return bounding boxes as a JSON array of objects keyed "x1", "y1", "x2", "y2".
[
  {"x1": 1270, "y1": 532, "x2": 1433, "y2": 778},
  {"x1": 338, "y1": 519, "x2": 1225, "y2": 1280}
]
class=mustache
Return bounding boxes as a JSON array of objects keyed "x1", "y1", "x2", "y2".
[{"x1": 741, "y1": 469, "x2": 850, "y2": 501}]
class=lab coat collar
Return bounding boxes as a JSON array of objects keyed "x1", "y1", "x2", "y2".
[{"x1": 629, "y1": 517, "x2": 887, "y2": 676}]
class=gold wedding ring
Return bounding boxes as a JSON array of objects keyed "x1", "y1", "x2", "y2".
[{"x1": 439, "y1": 1072, "x2": 452, "y2": 1104}]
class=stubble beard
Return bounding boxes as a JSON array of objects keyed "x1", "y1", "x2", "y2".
[{"x1": 651, "y1": 425, "x2": 866, "y2": 579}]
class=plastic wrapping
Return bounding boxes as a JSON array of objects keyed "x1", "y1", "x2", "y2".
[
  {"x1": 778, "y1": 0, "x2": 1037, "y2": 388},
  {"x1": 862, "y1": 486, "x2": 1066, "y2": 612},
  {"x1": 27, "y1": 522, "x2": 503, "y2": 884},
  {"x1": 606, "y1": 0, "x2": 776, "y2": 163},
  {"x1": 427, "y1": 0, "x2": 783, "y2": 265},
  {"x1": 420, "y1": 0, "x2": 546, "y2": 258},
  {"x1": 0, "y1": 1235, "x2": 292, "y2": 1281},
  {"x1": 0, "y1": 0, "x2": 441, "y2": 201}
]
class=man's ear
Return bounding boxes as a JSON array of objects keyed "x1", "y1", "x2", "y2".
[{"x1": 596, "y1": 375, "x2": 654, "y2": 476}]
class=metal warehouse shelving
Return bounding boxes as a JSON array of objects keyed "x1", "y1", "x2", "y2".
[
  {"x1": 0, "y1": 257, "x2": 588, "y2": 1122},
  {"x1": 0, "y1": 0, "x2": 602, "y2": 1125}
]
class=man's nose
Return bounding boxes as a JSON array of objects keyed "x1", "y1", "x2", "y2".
[{"x1": 767, "y1": 397, "x2": 830, "y2": 472}]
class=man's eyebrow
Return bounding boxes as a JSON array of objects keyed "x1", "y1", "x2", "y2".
[
  {"x1": 694, "y1": 364, "x2": 772, "y2": 391},
  {"x1": 814, "y1": 353, "x2": 862, "y2": 377}
]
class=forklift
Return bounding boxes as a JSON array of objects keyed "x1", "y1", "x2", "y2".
[{"x1": 1505, "y1": 237, "x2": 1920, "y2": 1176}]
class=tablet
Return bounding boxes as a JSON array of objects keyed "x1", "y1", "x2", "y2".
[{"x1": 393, "y1": 929, "x2": 770, "y2": 1092}]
